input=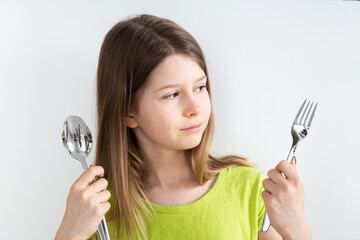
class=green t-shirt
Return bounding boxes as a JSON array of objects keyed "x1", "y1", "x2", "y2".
[{"x1": 91, "y1": 165, "x2": 266, "y2": 240}]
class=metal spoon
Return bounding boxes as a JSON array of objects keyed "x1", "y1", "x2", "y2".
[
  {"x1": 62, "y1": 116, "x2": 92, "y2": 170},
  {"x1": 62, "y1": 115, "x2": 110, "y2": 240}
]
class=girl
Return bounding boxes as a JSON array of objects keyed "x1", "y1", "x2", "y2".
[{"x1": 55, "y1": 14, "x2": 312, "y2": 240}]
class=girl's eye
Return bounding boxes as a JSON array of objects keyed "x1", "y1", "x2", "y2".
[
  {"x1": 164, "y1": 92, "x2": 179, "y2": 99},
  {"x1": 196, "y1": 85, "x2": 206, "y2": 92},
  {"x1": 163, "y1": 85, "x2": 206, "y2": 99}
]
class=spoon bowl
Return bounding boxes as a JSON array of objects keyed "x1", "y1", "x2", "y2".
[{"x1": 62, "y1": 115, "x2": 92, "y2": 170}]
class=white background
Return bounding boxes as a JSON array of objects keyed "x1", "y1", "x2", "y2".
[{"x1": 1, "y1": 1, "x2": 359, "y2": 239}]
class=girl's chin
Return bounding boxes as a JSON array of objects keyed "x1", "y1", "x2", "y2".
[{"x1": 180, "y1": 138, "x2": 203, "y2": 150}]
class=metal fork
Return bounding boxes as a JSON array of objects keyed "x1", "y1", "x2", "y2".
[{"x1": 261, "y1": 99, "x2": 318, "y2": 233}]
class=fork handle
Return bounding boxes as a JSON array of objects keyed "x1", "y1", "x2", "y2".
[
  {"x1": 282, "y1": 143, "x2": 298, "y2": 178},
  {"x1": 262, "y1": 144, "x2": 298, "y2": 232},
  {"x1": 286, "y1": 144, "x2": 298, "y2": 163},
  {"x1": 261, "y1": 212, "x2": 271, "y2": 232}
]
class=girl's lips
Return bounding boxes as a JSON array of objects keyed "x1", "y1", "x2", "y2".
[{"x1": 181, "y1": 123, "x2": 202, "y2": 132}]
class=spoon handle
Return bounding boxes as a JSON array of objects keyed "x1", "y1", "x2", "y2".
[
  {"x1": 81, "y1": 158, "x2": 89, "y2": 171},
  {"x1": 98, "y1": 220, "x2": 106, "y2": 240},
  {"x1": 100, "y1": 216, "x2": 110, "y2": 240},
  {"x1": 88, "y1": 165, "x2": 110, "y2": 240}
]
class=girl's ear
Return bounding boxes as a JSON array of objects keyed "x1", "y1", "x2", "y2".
[{"x1": 126, "y1": 114, "x2": 138, "y2": 128}]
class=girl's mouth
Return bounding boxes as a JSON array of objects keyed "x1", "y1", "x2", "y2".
[{"x1": 181, "y1": 123, "x2": 202, "y2": 132}]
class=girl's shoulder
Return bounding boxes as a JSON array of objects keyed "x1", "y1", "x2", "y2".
[
  {"x1": 225, "y1": 164, "x2": 263, "y2": 175},
  {"x1": 222, "y1": 165, "x2": 265, "y2": 184}
]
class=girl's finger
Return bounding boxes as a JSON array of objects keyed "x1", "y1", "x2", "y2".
[
  {"x1": 94, "y1": 189, "x2": 111, "y2": 204},
  {"x1": 75, "y1": 166, "x2": 105, "y2": 189},
  {"x1": 88, "y1": 177, "x2": 109, "y2": 194},
  {"x1": 267, "y1": 169, "x2": 286, "y2": 184},
  {"x1": 261, "y1": 190, "x2": 271, "y2": 203},
  {"x1": 275, "y1": 160, "x2": 297, "y2": 180},
  {"x1": 262, "y1": 178, "x2": 277, "y2": 194}
]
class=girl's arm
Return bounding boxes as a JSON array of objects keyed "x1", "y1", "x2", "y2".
[{"x1": 258, "y1": 159, "x2": 312, "y2": 240}]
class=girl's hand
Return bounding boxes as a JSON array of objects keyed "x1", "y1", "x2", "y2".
[
  {"x1": 55, "y1": 166, "x2": 111, "y2": 240},
  {"x1": 261, "y1": 158, "x2": 312, "y2": 240}
]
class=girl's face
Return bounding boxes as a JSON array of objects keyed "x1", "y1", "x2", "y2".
[{"x1": 127, "y1": 53, "x2": 211, "y2": 152}]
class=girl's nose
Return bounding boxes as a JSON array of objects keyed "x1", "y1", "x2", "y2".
[{"x1": 183, "y1": 96, "x2": 202, "y2": 118}]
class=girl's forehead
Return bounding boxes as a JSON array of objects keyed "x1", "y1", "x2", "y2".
[{"x1": 145, "y1": 54, "x2": 205, "y2": 89}]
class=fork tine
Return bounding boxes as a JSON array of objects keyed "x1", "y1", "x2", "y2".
[
  {"x1": 294, "y1": 99, "x2": 307, "y2": 124},
  {"x1": 303, "y1": 100, "x2": 314, "y2": 126},
  {"x1": 299, "y1": 99, "x2": 310, "y2": 125},
  {"x1": 306, "y1": 102, "x2": 318, "y2": 128}
]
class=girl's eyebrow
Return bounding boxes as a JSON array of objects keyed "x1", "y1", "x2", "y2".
[{"x1": 154, "y1": 75, "x2": 207, "y2": 93}]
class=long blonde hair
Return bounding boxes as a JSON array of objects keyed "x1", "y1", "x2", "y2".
[{"x1": 95, "y1": 14, "x2": 256, "y2": 240}]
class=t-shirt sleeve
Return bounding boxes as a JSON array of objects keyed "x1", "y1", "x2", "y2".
[{"x1": 257, "y1": 171, "x2": 266, "y2": 231}]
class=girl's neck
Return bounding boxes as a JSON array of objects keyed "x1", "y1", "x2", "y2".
[{"x1": 143, "y1": 149, "x2": 196, "y2": 191}]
